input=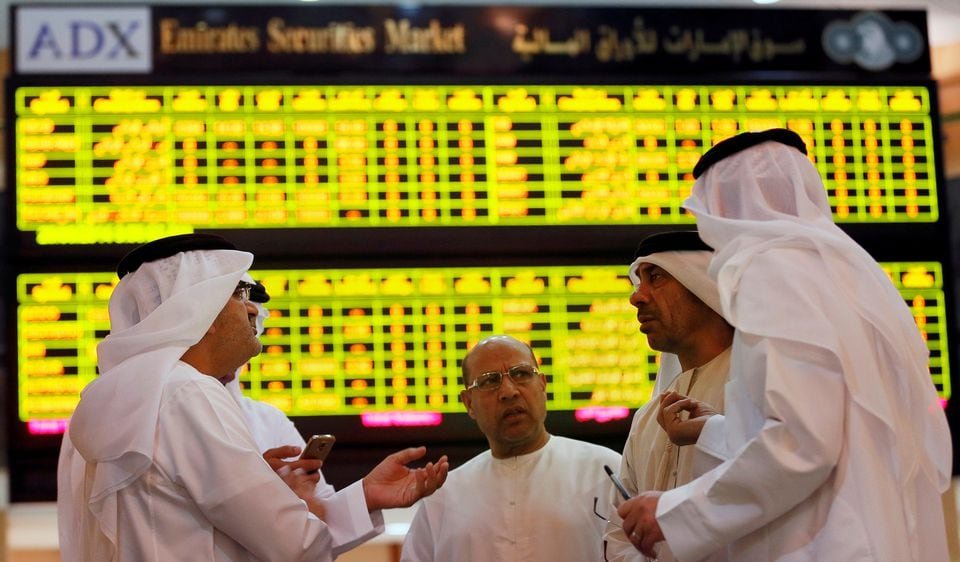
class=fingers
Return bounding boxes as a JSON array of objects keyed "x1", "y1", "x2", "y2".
[
  {"x1": 263, "y1": 445, "x2": 302, "y2": 460},
  {"x1": 285, "y1": 458, "x2": 323, "y2": 474},
  {"x1": 386, "y1": 446, "x2": 427, "y2": 465},
  {"x1": 695, "y1": 402, "x2": 720, "y2": 417},
  {"x1": 658, "y1": 393, "x2": 692, "y2": 427},
  {"x1": 278, "y1": 467, "x2": 320, "y2": 498},
  {"x1": 432, "y1": 457, "x2": 449, "y2": 482},
  {"x1": 662, "y1": 398, "x2": 697, "y2": 418},
  {"x1": 413, "y1": 455, "x2": 451, "y2": 499},
  {"x1": 640, "y1": 535, "x2": 659, "y2": 557},
  {"x1": 435, "y1": 455, "x2": 449, "y2": 483},
  {"x1": 658, "y1": 391, "x2": 685, "y2": 406},
  {"x1": 419, "y1": 462, "x2": 438, "y2": 494},
  {"x1": 288, "y1": 461, "x2": 320, "y2": 484}
]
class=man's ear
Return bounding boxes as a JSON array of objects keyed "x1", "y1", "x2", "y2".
[{"x1": 461, "y1": 389, "x2": 476, "y2": 419}]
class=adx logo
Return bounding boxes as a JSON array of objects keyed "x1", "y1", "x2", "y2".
[{"x1": 16, "y1": 7, "x2": 152, "y2": 74}]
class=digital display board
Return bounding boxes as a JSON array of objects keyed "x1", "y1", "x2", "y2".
[
  {"x1": 16, "y1": 261, "x2": 950, "y2": 433},
  {"x1": 12, "y1": 83, "x2": 939, "y2": 246}
]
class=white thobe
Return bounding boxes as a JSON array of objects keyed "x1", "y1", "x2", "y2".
[
  {"x1": 58, "y1": 362, "x2": 335, "y2": 561},
  {"x1": 231, "y1": 393, "x2": 384, "y2": 556},
  {"x1": 400, "y1": 435, "x2": 621, "y2": 562},
  {"x1": 656, "y1": 253, "x2": 950, "y2": 562},
  {"x1": 604, "y1": 348, "x2": 730, "y2": 562}
]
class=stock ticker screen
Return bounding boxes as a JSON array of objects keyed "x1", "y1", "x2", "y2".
[
  {"x1": 6, "y1": 81, "x2": 952, "y2": 448},
  {"x1": 12, "y1": 83, "x2": 939, "y2": 247},
  {"x1": 15, "y1": 262, "x2": 951, "y2": 434}
]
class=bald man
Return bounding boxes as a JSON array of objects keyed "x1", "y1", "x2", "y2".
[{"x1": 401, "y1": 335, "x2": 621, "y2": 562}]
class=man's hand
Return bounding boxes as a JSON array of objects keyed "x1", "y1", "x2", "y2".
[
  {"x1": 657, "y1": 391, "x2": 719, "y2": 446},
  {"x1": 264, "y1": 445, "x2": 327, "y2": 519},
  {"x1": 617, "y1": 491, "x2": 664, "y2": 558},
  {"x1": 362, "y1": 447, "x2": 449, "y2": 511},
  {"x1": 263, "y1": 445, "x2": 323, "y2": 475},
  {"x1": 276, "y1": 464, "x2": 326, "y2": 520}
]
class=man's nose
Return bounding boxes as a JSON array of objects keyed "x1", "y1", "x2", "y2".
[
  {"x1": 629, "y1": 284, "x2": 650, "y2": 306},
  {"x1": 497, "y1": 374, "x2": 521, "y2": 399}
]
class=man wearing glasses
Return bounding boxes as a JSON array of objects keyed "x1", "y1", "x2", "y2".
[
  {"x1": 58, "y1": 233, "x2": 449, "y2": 561},
  {"x1": 401, "y1": 334, "x2": 621, "y2": 562}
]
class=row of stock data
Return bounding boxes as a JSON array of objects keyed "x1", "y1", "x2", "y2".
[{"x1": 14, "y1": 85, "x2": 939, "y2": 244}]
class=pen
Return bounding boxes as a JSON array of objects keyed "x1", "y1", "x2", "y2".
[{"x1": 604, "y1": 464, "x2": 631, "y2": 500}]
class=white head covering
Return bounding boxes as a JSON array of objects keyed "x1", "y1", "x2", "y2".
[
  {"x1": 684, "y1": 134, "x2": 951, "y2": 509},
  {"x1": 628, "y1": 245, "x2": 722, "y2": 394},
  {"x1": 69, "y1": 247, "x2": 252, "y2": 545}
]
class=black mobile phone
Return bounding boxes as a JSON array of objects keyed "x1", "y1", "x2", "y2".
[{"x1": 300, "y1": 434, "x2": 336, "y2": 462}]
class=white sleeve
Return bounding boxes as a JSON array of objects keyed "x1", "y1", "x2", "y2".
[
  {"x1": 322, "y1": 480, "x2": 384, "y2": 557},
  {"x1": 694, "y1": 413, "x2": 726, "y2": 461},
  {"x1": 270, "y1": 410, "x2": 308, "y2": 449},
  {"x1": 688, "y1": 414, "x2": 728, "y2": 479},
  {"x1": 56, "y1": 433, "x2": 81, "y2": 562},
  {"x1": 656, "y1": 336, "x2": 845, "y2": 562},
  {"x1": 163, "y1": 383, "x2": 334, "y2": 562},
  {"x1": 399, "y1": 501, "x2": 435, "y2": 562}
]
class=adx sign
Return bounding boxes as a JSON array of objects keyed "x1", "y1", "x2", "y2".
[{"x1": 15, "y1": 7, "x2": 152, "y2": 73}]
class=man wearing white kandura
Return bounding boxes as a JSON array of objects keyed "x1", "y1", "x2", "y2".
[
  {"x1": 401, "y1": 334, "x2": 622, "y2": 562},
  {"x1": 618, "y1": 129, "x2": 951, "y2": 561},
  {"x1": 58, "y1": 233, "x2": 449, "y2": 561}
]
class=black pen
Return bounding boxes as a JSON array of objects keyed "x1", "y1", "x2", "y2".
[{"x1": 603, "y1": 464, "x2": 631, "y2": 500}]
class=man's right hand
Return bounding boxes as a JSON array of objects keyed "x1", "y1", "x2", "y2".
[
  {"x1": 264, "y1": 445, "x2": 326, "y2": 520},
  {"x1": 657, "y1": 391, "x2": 718, "y2": 446},
  {"x1": 276, "y1": 464, "x2": 326, "y2": 520}
]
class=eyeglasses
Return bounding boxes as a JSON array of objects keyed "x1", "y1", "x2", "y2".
[
  {"x1": 593, "y1": 497, "x2": 618, "y2": 562},
  {"x1": 466, "y1": 364, "x2": 539, "y2": 392},
  {"x1": 232, "y1": 281, "x2": 254, "y2": 303}
]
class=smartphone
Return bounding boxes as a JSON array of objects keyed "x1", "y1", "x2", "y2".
[{"x1": 300, "y1": 434, "x2": 336, "y2": 462}]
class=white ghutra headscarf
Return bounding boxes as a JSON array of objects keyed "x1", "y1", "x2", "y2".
[{"x1": 684, "y1": 131, "x2": 951, "y2": 539}]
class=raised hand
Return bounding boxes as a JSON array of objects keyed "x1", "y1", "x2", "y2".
[{"x1": 362, "y1": 447, "x2": 450, "y2": 511}]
